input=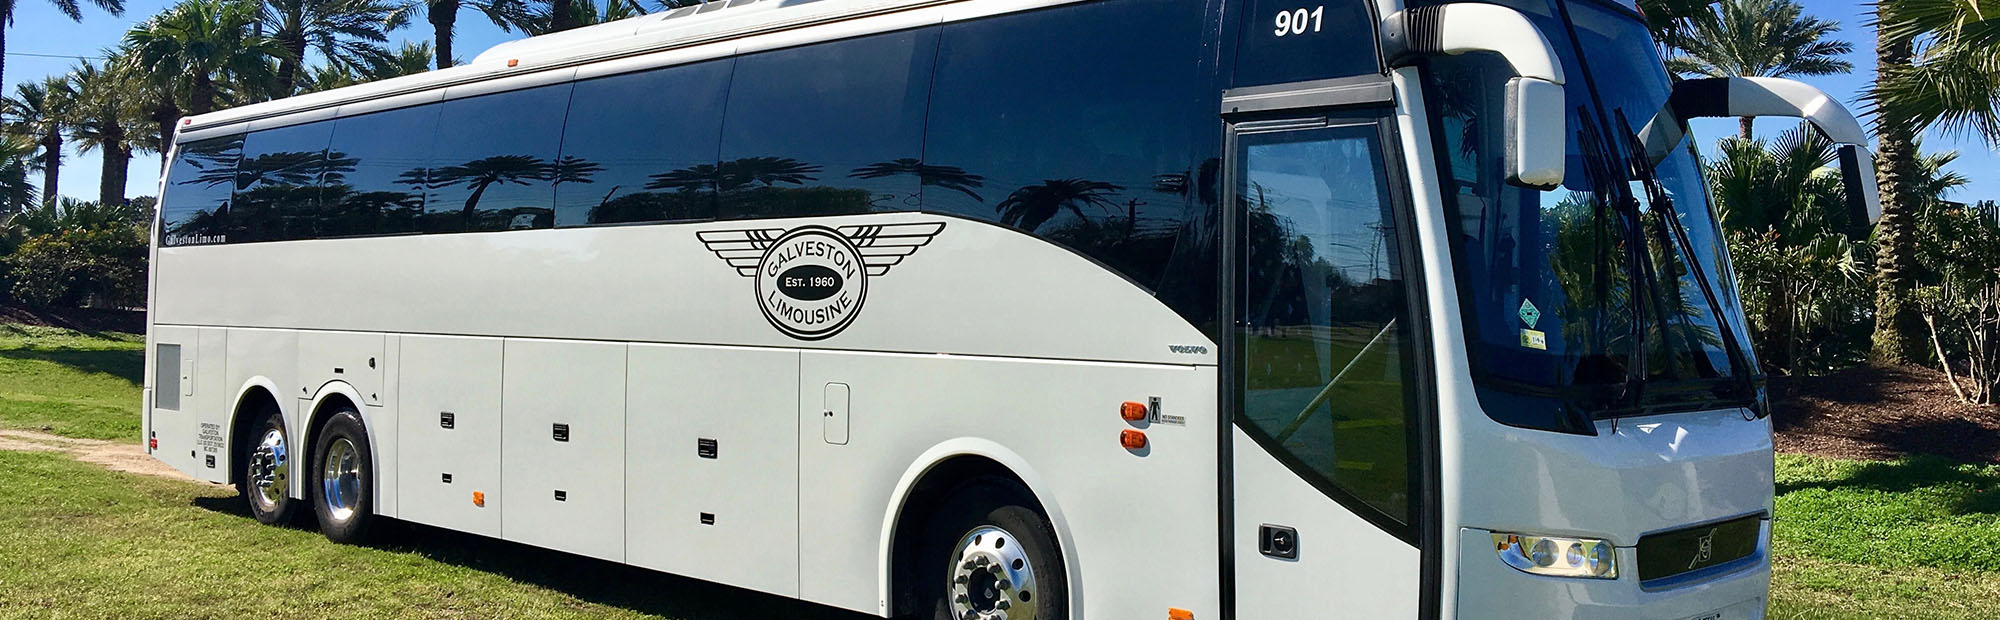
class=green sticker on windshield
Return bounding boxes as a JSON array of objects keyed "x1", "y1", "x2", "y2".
[{"x1": 1519, "y1": 299, "x2": 1541, "y2": 328}]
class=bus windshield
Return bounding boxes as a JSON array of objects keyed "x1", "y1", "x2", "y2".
[{"x1": 1418, "y1": 0, "x2": 1758, "y2": 431}]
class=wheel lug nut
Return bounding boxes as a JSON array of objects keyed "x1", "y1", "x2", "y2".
[
  {"x1": 996, "y1": 579, "x2": 1011, "y2": 590},
  {"x1": 955, "y1": 593, "x2": 968, "y2": 603},
  {"x1": 954, "y1": 574, "x2": 968, "y2": 584},
  {"x1": 996, "y1": 599, "x2": 1012, "y2": 610}
]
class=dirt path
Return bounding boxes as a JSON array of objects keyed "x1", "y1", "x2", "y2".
[{"x1": 0, "y1": 429, "x2": 220, "y2": 484}]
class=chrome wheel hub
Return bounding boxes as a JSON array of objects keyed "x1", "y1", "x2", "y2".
[
  {"x1": 249, "y1": 427, "x2": 289, "y2": 511},
  {"x1": 320, "y1": 437, "x2": 362, "y2": 522},
  {"x1": 947, "y1": 525, "x2": 1038, "y2": 620}
]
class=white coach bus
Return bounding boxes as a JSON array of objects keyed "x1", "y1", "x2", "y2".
[{"x1": 142, "y1": 0, "x2": 1885, "y2": 616}]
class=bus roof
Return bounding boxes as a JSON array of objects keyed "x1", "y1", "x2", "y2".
[{"x1": 176, "y1": 0, "x2": 1029, "y2": 137}]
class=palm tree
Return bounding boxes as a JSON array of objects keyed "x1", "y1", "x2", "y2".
[
  {"x1": 850, "y1": 158, "x2": 986, "y2": 202},
  {"x1": 1637, "y1": 0, "x2": 1722, "y2": 43},
  {"x1": 1863, "y1": 0, "x2": 1999, "y2": 364},
  {"x1": 995, "y1": 179, "x2": 1123, "y2": 232},
  {"x1": 1707, "y1": 124, "x2": 1868, "y2": 371},
  {"x1": 298, "y1": 41, "x2": 438, "y2": 92},
  {"x1": 525, "y1": 0, "x2": 642, "y2": 33},
  {"x1": 3, "y1": 78, "x2": 73, "y2": 209},
  {"x1": 427, "y1": 154, "x2": 554, "y2": 221},
  {"x1": 0, "y1": 0, "x2": 125, "y2": 93},
  {"x1": 388, "y1": 0, "x2": 527, "y2": 70},
  {"x1": 64, "y1": 59, "x2": 151, "y2": 206},
  {"x1": 0, "y1": 135, "x2": 37, "y2": 213},
  {"x1": 1664, "y1": 0, "x2": 1853, "y2": 138},
  {"x1": 261, "y1": 0, "x2": 404, "y2": 95},
  {"x1": 125, "y1": 0, "x2": 284, "y2": 146},
  {"x1": 1872, "y1": 0, "x2": 2000, "y2": 143}
]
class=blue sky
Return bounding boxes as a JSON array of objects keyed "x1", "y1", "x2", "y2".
[{"x1": 7, "y1": 0, "x2": 1996, "y2": 203}]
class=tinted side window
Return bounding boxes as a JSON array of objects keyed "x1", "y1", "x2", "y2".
[
  {"x1": 925, "y1": 2, "x2": 1201, "y2": 292},
  {"x1": 1230, "y1": 0, "x2": 1381, "y2": 87},
  {"x1": 555, "y1": 60, "x2": 733, "y2": 226},
  {"x1": 230, "y1": 121, "x2": 335, "y2": 243},
  {"x1": 161, "y1": 135, "x2": 243, "y2": 246},
  {"x1": 427, "y1": 84, "x2": 575, "y2": 233},
  {"x1": 322, "y1": 104, "x2": 439, "y2": 238},
  {"x1": 717, "y1": 29, "x2": 938, "y2": 220}
]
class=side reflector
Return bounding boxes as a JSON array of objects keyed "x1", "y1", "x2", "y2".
[
  {"x1": 1169, "y1": 608, "x2": 1194, "y2": 620},
  {"x1": 506, "y1": 59, "x2": 520, "y2": 67},
  {"x1": 148, "y1": 438, "x2": 158, "y2": 450},
  {"x1": 1120, "y1": 429, "x2": 1147, "y2": 450},
  {"x1": 473, "y1": 491, "x2": 486, "y2": 507},
  {"x1": 1120, "y1": 401, "x2": 1148, "y2": 421}
]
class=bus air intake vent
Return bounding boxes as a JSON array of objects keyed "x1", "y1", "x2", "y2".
[{"x1": 1635, "y1": 515, "x2": 1761, "y2": 584}]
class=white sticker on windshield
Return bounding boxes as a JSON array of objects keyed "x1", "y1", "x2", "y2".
[
  {"x1": 1519, "y1": 299, "x2": 1542, "y2": 328},
  {"x1": 1520, "y1": 329, "x2": 1547, "y2": 350}
]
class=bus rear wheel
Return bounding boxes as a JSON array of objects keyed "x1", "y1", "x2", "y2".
[
  {"x1": 310, "y1": 407, "x2": 376, "y2": 544},
  {"x1": 917, "y1": 480, "x2": 1067, "y2": 620},
  {"x1": 241, "y1": 407, "x2": 296, "y2": 525}
]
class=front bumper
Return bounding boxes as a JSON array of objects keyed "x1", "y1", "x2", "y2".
[{"x1": 1455, "y1": 522, "x2": 1770, "y2": 619}]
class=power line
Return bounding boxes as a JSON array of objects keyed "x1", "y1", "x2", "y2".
[{"x1": 4, "y1": 52, "x2": 116, "y2": 61}]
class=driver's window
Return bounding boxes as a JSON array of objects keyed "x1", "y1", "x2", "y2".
[{"x1": 1237, "y1": 121, "x2": 1420, "y2": 525}]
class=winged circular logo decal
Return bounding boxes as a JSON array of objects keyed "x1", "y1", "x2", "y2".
[{"x1": 698, "y1": 222, "x2": 946, "y2": 340}]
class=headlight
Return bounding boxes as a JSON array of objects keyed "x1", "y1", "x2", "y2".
[{"x1": 1492, "y1": 532, "x2": 1617, "y2": 579}]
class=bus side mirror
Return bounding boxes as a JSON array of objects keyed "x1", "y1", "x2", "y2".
[
  {"x1": 1636, "y1": 76, "x2": 1883, "y2": 222},
  {"x1": 1507, "y1": 77, "x2": 1566, "y2": 189},
  {"x1": 1838, "y1": 144, "x2": 1882, "y2": 224},
  {"x1": 1381, "y1": 3, "x2": 1569, "y2": 190}
]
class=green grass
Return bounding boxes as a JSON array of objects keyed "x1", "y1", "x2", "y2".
[
  {"x1": 0, "y1": 325, "x2": 144, "y2": 441},
  {"x1": 1, "y1": 325, "x2": 1997, "y2": 618},
  {"x1": 0, "y1": 449, "x2": 859, "y2": 619},
  {"x1": 1769, "y1": 452, "x2": 2000, "y2": 619}
]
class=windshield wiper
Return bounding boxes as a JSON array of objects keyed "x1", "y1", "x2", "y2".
[
  {"x1": 1610, "y1": 109, "x2": 1761, "y2": 409},
  {"x1": 1566, "y1": 111, "x2": 1647, "y2": 412}
]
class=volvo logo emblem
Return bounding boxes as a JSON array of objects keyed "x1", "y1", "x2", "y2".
[
  {"x1": 1689, "y1": 528, "x2": 1716, "y2": 570},
  {"x1": 699, "y1": 222, "x2": 944, "y2": 340}
]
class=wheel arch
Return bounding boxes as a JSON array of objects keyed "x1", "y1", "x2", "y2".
[
  {"x1": 225, "y1": 378, "x2": 286, "y2": 488},
  {"x1": 878, "y1": 439, "x2": 1083, "y2": 618},
  {"x1": 301, "y1": 381, "x2": 377, "y2": 504}
]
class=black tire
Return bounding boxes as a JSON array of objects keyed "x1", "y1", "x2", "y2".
[
  {"x1": 916, "y1": 479, "x2": 1068, "y2": 620},
  {"x1": 310, "y1": 407, "x2": 376, "y2": 544},
  {"x1": 240, "y1": 405, "x2": 297, "y2": 525}
]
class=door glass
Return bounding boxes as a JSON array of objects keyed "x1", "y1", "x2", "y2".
[{"x1": 1237, "y1": 123, "x2": 1420, "y2": 525}]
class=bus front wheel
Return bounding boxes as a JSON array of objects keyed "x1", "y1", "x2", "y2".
[
  {"x1": 309, "y1": 406, "x2": 376, "y2": 544},
  {"x1": 917, "y1": 479, "x2": 1068, "y2": 620}
]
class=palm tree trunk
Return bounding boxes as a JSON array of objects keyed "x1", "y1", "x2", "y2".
[
  {"x1": 100, "y1": 122, "x2": 129, "y2": 206},
  {"x1": 1872, "y1": 31, "x2": 1926, "y2": 365},
  {"x1": 153, "y1": 100, "x2": 181, "y2": 171},
  {"x1": 550, "y1": 0, "x2": 577, "y2": 32},
  {"x1": 1738, "y1": 116, "x2": 1755, "y2": 140},
  {"x1": 0, "y1": 24, "x2": 9, "y2": 104},
  {"x1": 190, "y1": 75, "x2": 216, "y2": 116},
  {"x1": 276, "y1": 34, "x2": 308, "y2": 97},
  {"x1": 432, "y1": 0, "x2": 458, "y2": 69},
  {"x1": 39, "y1": 133, "x2": 61, "y2": 209}
]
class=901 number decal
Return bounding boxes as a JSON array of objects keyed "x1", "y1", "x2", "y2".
[{"x1": 1274, "y1": 5, "x2": 1324, "y2": 36}]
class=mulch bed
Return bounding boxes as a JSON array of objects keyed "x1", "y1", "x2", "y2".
[
  {"x1": 0, "y1": 306, "x2": 145, "y2": 335},
  {"x1": 1771, "y1": 364, "x2": 2000, "y2": 463}
]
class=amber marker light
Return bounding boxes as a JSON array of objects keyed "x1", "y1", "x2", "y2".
[
  {"x1": 473, "y1": 491, "x2": 486, "y2": 507},
  {"x1": 1168, "y1": 609, "x2": 1194, "y2": 620},
  {"x1": 1120, "y1": 429, "x2": 1147, "y2": 450},
  {"x1": 1120, "y1": 401, "x2": 1148, "y2": 421},
  {"x1": 506, "y1": 59, "x2": 520, "y2": 67}
]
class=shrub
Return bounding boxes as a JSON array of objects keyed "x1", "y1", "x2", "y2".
[{"x1": 4, "y1": 226, "x2": 148, "y2": 309}]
